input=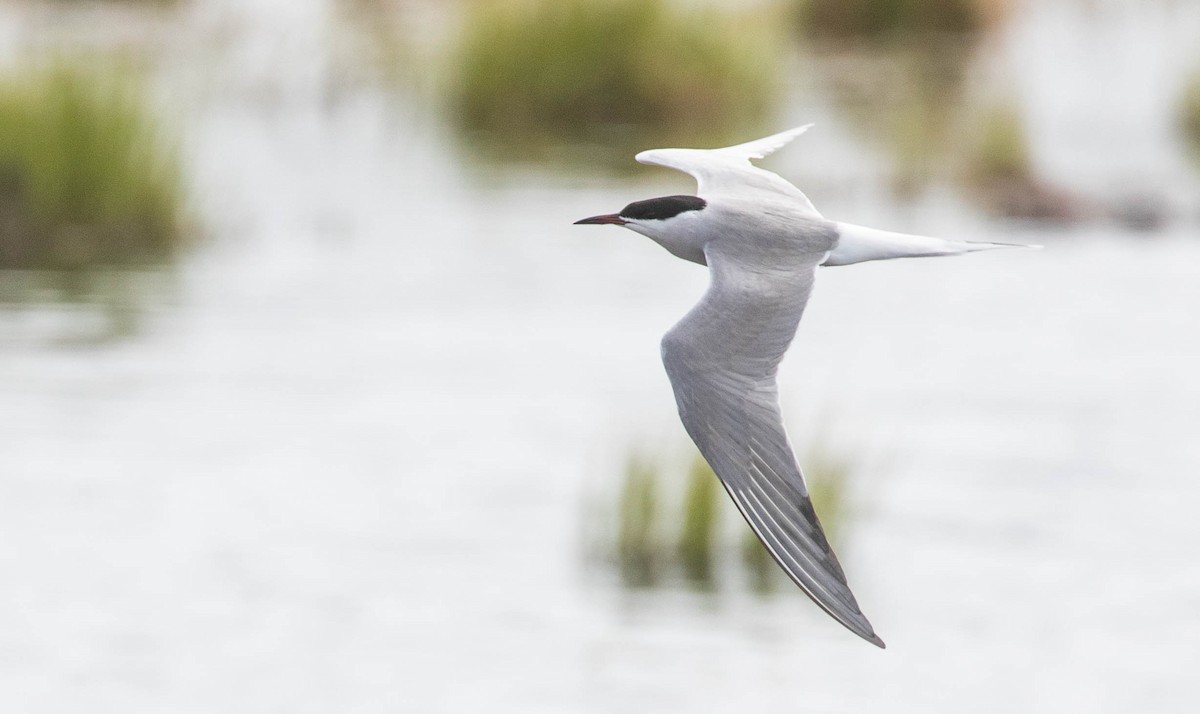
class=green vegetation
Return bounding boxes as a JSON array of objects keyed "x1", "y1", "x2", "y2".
[
  {"x1": 797, "y1": 0, "x2": 1005, "y2": 42},
  {"x1": 678, "y1": 453, "x2": 721, "y2": 587},
  {"x1": 616, "y1": 454, "x2": 665, "y2": 588},
  {"x1": 49, "y1": 0, "x2": 176, "y2": 4},
  {"x1": 965, "y1": 105, "x2": 1031, "y2": 188},
  {"x1": 452, "y1": 0, "x2": 779, "y2": 158},
  {"x1": 740, "y1": 525, "x2": 780, "y2": 594},
  {"x1": 0, "y1": 63, "x2": 186, "y2": 271},
  {"x1": 796, "y1": 0, "x2": 1009, "y2": 192},
  {"x1": 960, "y1": 105, "x2": 1082, "y2": 221},
  {"x1": 608, "y1": 443, "x2": 858, "y2": 593},
  {"x1": 1181, "y1": 71, "x2": 1200, "y2": 161},
  {"x1": 824, "y1": 45, "x2": 973, "y2": 194}
]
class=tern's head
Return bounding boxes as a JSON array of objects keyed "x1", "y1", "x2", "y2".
[{"x1": 575, "y1": 195, "x2": 707, "y2": 240}]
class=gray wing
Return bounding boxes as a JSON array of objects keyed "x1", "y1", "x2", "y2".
[{"x1": 661, "y1": 243, "x2": 884, "y2": 648}]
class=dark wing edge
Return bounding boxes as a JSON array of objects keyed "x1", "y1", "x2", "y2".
[{"x1": 727, "y1": 460, "x2": 885, "y2": 648}]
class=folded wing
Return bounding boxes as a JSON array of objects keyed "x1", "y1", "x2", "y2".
[
  {"x1": 660, "y1": 243, "x2": 884, "y2": 648},
  {"x1": 635, "y1": 125, "x2": 821, "y2": 216}
]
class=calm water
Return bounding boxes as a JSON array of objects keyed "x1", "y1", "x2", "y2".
[{"x1": 2, "y1": 1, "x2": 1199, "y2": 712}]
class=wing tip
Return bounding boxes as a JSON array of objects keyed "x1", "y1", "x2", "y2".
[
  {"x1": 634, "y1": 147, "x2": 694, "y2": 167},
  {"x1": 841, "y1": 612, "x2": 886, "y2": 649},
  {"x1": 733, "y1": 123, "x2": 816, "y2": 159},
  {"x1": 765, "y1": 122, "x2": 816, "y2": 139},
  {"x1": 722, "y1": 484, "x2": 886, "y2": 649},
  {"x1": 633, "y1": 148, "x2": 658, "y2": 166},
  {"x1": 839, "y1": 610, "x2": 885, "y2": 648}
]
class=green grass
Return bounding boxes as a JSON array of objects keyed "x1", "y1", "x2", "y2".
[
  {"x1": 452, "y1": 0, "x2": 779, "y2": 157},
  {"x1": 740, "y1": 526, "x2": 779, "y2": 594},
  {"x1": 965, "y1": 106, "x2": 1031, "y2": 187},
  {"x1": 1181, "y1": 72, "x2": 1200, "y2": 161},
  {"x1": 48, "y1": 0, "x2": 180, "y2": 5},
  {"x1": 797, "y1": 0, "x2": 1004, "y2": 42},
  {"x1": 959, "y1": 105, "x2": 1084, "y2": 221},
  {"x1": 678, "y1": 453, "x2": 720, "y2": 588},
  {"x1": 616, "y1": 454, "x2": 665, "y2": 588},
  {"x1": 0, "y1": 63, "x2": 185, "y2": 271},
  {"x1": 822, "y1": 44, "x2": 974, "y2": 194}
]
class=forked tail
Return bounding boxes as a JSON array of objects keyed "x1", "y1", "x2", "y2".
[{"x1": 823, "y1": 222, "x2": 1038, "y2": 267}]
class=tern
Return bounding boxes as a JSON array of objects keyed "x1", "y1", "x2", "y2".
[{"x1": 576, "y1": 125, "x2": 1030, "y2": 648}]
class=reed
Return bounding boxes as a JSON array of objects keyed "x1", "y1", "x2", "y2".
[
  {"x1": 452, "y1": 0, "x2": 778, "y2": 156},
  {"x1": 616, "y1": 454, "x2": 665, "y2": 588},
  {"x1": 1181, "y1": 71, "x2": 1200, "y2": 161},
  {"x1": 0, "y1": 63, "x2": 185, "y2": 271},
  {"x1": 961, "y1": 105, "x2": 1081, "y2": 221},
  {"x1": 678, "y1": 453, "x2": 721, "y2": 588},
  {"x1": 966, "y1": 106, "x2": 1031, "y2": 187},
  {"x1": 797, "y1": 0, "x2": 1005, "y2": 42}
]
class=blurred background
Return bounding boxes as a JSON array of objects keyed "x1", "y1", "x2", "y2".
[{"x1": 1, "y1": 0, "x2": 1199, "y2": 711}]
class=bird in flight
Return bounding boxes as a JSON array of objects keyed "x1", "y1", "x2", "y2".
[{"x1": 576, "y1": 125, "x2": 1031, "y2": 648}]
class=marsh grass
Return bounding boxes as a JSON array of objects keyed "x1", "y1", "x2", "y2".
[
  {"x1": 797, "y1": 0, "x2": 1007, "y2": 42},
  {"x1": 609, "y1": 443, "x2": 858, "y2": 594},
  {"x1": 616, "y1": 454, "x2": 665, "y2": 588},
  {"x1": 962, "y1": 105, "x2": 1080, "y2": 221},
  {"x1": 1181, "y1": 72, "x2": 1200, "y2": 162},
  {"x1": 739, "y1": 525, "x2": 778, "y2": 594},
  {"x1": 822, "y1": 45, "x2": 973, "y2": 194},
  {"x1": 797, "y1": 0, "x2": 1007, "y2": 194},
  {"x1": 51, "y1": 0, "x2": 178, "y2": 4},
  {"x1": 0, "y1": 62, "x2": 185, "y2": 272},
  {"x1": 678, "y1": 453, "x2": 721, "y2": 588},
  {"x1": 966, "y1": 106, "x2": 1030, "y2": 187},
  {"x1": 452, "y1": 0, "x2": 779, "y2": 162}
]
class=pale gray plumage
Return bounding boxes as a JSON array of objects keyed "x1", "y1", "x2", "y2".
[
  {"x1": 576, "y1": 125, "x2": 1032, "y2": 649},
  {"x1": 661, "y1": 214, "x2": 885, "y2": 645}
]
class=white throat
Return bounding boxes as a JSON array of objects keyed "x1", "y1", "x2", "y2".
[{"x1": 626, "y1": 211, "x2": 708, "y2": 265}]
